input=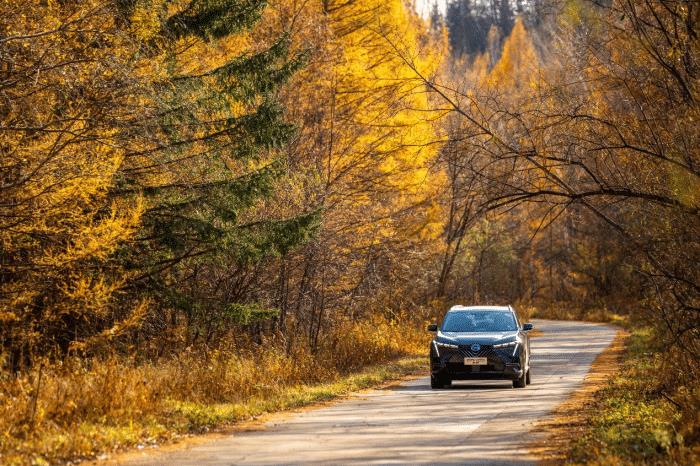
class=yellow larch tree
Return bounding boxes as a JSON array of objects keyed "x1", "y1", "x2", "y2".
[
  {"x1": 487, "y1": 17, "x2": 538, "y2": 91},
  {"x1": 313, "y1": 0, "x2": 447, "y2": 316},
  {"x1": 0, "y1": 0, "x2": 146, "y2": 367},
  {"x1": 236, "y1": 0, "x2": 450, "y2": 335}
]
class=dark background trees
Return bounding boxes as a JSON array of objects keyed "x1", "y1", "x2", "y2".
[{"x1": 443, "y1": 0, "x2": 535, "y2": 57}]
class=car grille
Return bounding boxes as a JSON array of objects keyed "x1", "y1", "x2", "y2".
[
  {"x1": 458, "y1": 345, "x2": 496, "y2": 358},
  {"x1": 443, "y1": 345, "x2": 518, "y2": 364}
]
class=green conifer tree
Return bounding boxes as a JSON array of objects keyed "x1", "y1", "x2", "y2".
[{"x1": 120, "y1": 0, "x2": 320, "y2": 338}]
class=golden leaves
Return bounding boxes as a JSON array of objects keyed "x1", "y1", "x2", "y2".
[
  {"x1": 130, "y1": 0, "x2": 165, "y2": 42},
  {"x1": 68, "y1": 299, "x2": 150, "y2": 353},
  {"x1": 487, "y1": 18, "x2": 539, "y2": 92}
]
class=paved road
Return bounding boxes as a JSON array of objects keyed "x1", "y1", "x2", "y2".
[{"x1": 122, "y1": 319, "x2": 617, "y2": 465}]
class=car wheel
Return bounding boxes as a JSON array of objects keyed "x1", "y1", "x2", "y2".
[
  {"x1": 513, "y1": 371, "x2": 526, "y2": 388},
  {"x1": 431, "y1": 375, "x2": 449, "y2": 389},
  {"x1": 526, "y1": 369, "x2": 531, "y2": 385}
]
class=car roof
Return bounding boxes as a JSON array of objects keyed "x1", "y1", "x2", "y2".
[{"x1": 447, "y1": 305, "x2": 512, "y2": 312}]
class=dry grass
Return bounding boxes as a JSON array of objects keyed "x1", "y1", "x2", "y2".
[{"x1": 0, "y1": 316, "x2": 429, "y2": 465}]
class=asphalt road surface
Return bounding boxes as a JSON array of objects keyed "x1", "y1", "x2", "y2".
[{"x1": 122, "y1": 319, "x2": 617, "y2": 465}]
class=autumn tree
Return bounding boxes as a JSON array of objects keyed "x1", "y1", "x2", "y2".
[
  {"x1": 408, "y1": 0, "x2": 699, "y2": 430},
  {"x1": 0, "y1": 0, "x2": 320, "y2": 365},
  {"x1": 0, "y1": 0, "x2": 148, "y2": 369},
  {"x1": 486, "y1": 17, "x2": 538, "y2": 90},
  {"x1": 230, "y1": 0, "x2": 450, "y2": 349}
]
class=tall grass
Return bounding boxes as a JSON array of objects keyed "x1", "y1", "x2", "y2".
[
  {"x1": 569, "y1": 328, "x2": 699, "y2": 464},
  {"x1": 0, "y1": 316, "x2": 429, "y2": 465}
]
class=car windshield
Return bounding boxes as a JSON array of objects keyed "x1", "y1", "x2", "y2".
[{"x1": 441, "y1": 310, "x2": 517, "y2": 332}]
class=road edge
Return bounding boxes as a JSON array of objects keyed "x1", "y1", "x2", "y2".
[{"x1": 527, "y1": 327, "x2": 628, "y2": 464}]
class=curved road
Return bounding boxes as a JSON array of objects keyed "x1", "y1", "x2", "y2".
[{"x1": 122, "y1": 319, "x2": 617, "y2": 465}]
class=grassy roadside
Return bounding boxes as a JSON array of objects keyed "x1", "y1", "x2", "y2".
[
  {"x1": 0, "y1": 315, "x2": 432, "y2": 466},
  {"x1": 530, "y1": 324, "x2": 699, "y2": 465},
  {"x1": 2, "y1": 355, "x2": 426, "y2": 465},
  {"x1": 568, "y1": 328, "x2": 697, "y2": 465},
  {"x1": 167, "y1": 356, "x2": 426, "y2": 432}
]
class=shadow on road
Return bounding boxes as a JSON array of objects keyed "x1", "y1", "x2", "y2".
[
  {"x1": 387, "y1": 380, "x2": 513, "y2": 392},
  {"x1": 446, "y1": 382, "x2": 514, "y2": 390}
]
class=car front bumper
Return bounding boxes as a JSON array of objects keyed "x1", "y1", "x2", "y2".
[
  {"x1": 430, "y1": 344, "x2": 524, "y2": 381},
  {"x1": 431, "y1": 362, "x2": 523, "y2": 380}
]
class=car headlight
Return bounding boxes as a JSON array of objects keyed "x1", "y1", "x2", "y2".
[
  {"x1": 493, "y1": 341, "x2": 518, "y2": 348},
  {"x1": 494, "y1": 339, "x2": 521, "y2": 356},
  {"x1": 435, "y1": 341, "x2": 459, "y2": 349}
]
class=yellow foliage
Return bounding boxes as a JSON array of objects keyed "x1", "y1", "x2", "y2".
[
  {"x1": 487, "y1": 17, "x2": 539, "y2": 91},
  {"x1": 130, "y1": 0, "x2": 165, "y2": 41},
  {"x1": 0, "y1": 0, "x2": 146, "y2": 361},
  {"x1": 325, "y1": 0, "x2": 447, "y2": 247}
]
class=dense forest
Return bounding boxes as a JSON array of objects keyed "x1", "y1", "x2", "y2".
[{"x1": 1, "y1": 0, "x2": 698, "y2": 463}]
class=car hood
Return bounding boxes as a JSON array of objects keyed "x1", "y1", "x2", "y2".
[{"x1": 437, "y1": 331, "x2": 518, "y2": 345}]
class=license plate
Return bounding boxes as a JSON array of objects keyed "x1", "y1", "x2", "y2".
[{"x1": 464, "y1": 357, "x2": 487, "y2": 365}]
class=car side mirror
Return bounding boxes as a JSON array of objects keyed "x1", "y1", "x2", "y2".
[
  {"x1": 427, "y1": 323, "x2": 438, "y2": 332},
  {"x1": 522, "y1": 323, "x2": 534, "y2": 331}
]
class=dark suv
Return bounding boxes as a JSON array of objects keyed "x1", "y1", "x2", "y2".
[{"x1": 427, "y1": 305, "x2": 533, "y2": 389}]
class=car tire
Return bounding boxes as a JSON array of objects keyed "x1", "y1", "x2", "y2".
[
  {"x1": 526, "y1": 369, "x2": 531, "y2": 385},
  {"x1": 431, "y1": 375, "x2": 449, "y2": 389},
  {"x1": 513, "y1": 371, "x2": 527, "y2": 388}
]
